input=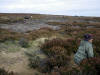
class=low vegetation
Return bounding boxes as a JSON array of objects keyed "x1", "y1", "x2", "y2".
[
  {"x1": 0, "y1": 14, "x2": 100, "y2": 75},
  {"x1": 0, "y1": 28, "x2": 22, "y2": 42},
  {"x1": 0, "y1": 68, "x2": 15, "y2": 75}
]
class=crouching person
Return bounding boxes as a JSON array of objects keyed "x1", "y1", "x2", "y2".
[{"x1": 74, "y1": 34, "x2": 94, "y2": 65}]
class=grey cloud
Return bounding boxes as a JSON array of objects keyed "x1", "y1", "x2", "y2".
[{"x1": 0, "y1": 0, "x2": 100, "y2": 16}]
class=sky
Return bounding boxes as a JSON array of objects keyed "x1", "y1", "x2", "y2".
[{"x1": 0, "y1": 0, "x2": 100, "y2": 17}]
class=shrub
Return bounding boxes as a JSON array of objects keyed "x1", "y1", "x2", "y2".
[
  {"x1": 41, "y1": 40, "x2": 70, "y2": 54},
  {"x1": 25, "y1": 48, "x2": 47, "y2": 72},
  {"x1": 0, "y1": 68, "x2": 15, "y2": 75},
  {"x1": 93, "y1": 38, "x2": 100, "y2": 57},
  {"x1": 0, "y1": 28, "x2": 22, "y2": 42},
  {"x1": 29, "y1": 56, "x2": 41, "y2": 68},
  {"x1": 40, "y1": 38, "x2": 79, "y2": 73},
  {"x1": 80, "y1": 57, "x2": 100, "y2": 75},
  {"x1": 46, "y1": 46, "x2": 66, "y2": 56},
  {"x1": 41, "y1": 38, "x2": 66, "y2": 50},
  {"x1": 0, "y1": 17, "x2": 24, "y2": 24},
  {"x1": 58, "y1": 67, "x2": 80, "y2": 75},
  {"x1": 19, "y1": 38, "x2": 30, "y2": 48},
  {"x1": 51, "y1": 57, "x2": 100, "y2": 75},
  {"x1": 47, "y1": 22, "x2": 66, "y2": 26},
  {"x1": 41, "y1": 38, "x2": 79, "y2": 55},
  {"x1": 25, "y1": 50, "x2": 41, "y2": 68},
  {"x1": 27, "y1": 27, "x2": 55, "y2": 40}
]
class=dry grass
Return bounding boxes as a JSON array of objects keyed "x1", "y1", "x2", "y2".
[
  {"x1": 0, "y1": 27, "x2": 58, "y2": 42},
  {"x1": 47, "y1": 22, "x2": 67, "y2": 26},
  {"x1": 0, "y1": 28, "x2": 22, "y2": 42},
  {"x1": 0, "y1": 17, "x2": 24, "y2": 24},
  {"x1": 27, "y1": 27, "x2": 57, "y2": 40}
]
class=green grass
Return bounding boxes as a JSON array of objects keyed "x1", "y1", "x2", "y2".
[{"x1": 0, "y1": 41, "x2": 22, "y2": 52}]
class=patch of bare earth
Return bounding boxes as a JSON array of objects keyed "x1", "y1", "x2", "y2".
[{"x1": 0, "y1": 48, "x2": 39, "y2": 75}]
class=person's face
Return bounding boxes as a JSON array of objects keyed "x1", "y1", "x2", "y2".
[{"x1": 89, "y1": 39, "x2": 93, "y2": 43}]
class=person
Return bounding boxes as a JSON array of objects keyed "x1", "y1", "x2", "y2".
[{"x1": 74, "y1": 34, "x2": 94, "y2": 65}]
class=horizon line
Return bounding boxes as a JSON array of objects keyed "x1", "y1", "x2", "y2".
[{"x1": 0, "y1": 12, "x2": 100, "y2": 17}]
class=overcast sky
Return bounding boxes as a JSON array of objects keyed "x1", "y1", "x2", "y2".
[{"x1": 0, "y1": 0, "x2": 100, "y2": 17}]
